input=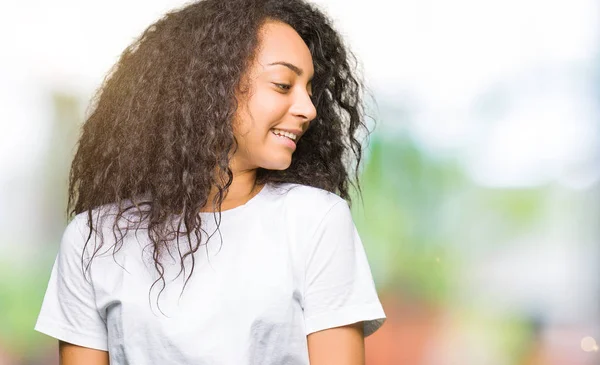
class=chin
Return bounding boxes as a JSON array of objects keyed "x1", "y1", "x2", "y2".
[
  {"x1": 265, "y1": 163, "x2": 292, "y2": 171},
  {"x1": 261, "y1": 157, "x2": 292, "y2": 170}
]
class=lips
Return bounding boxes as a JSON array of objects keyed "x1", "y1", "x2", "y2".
[
  {"x1": 270, "y1": 129, "x2": 297, "y2": 149},
  {"x1": 270, "y1": 130, "x2": 296, "y2": 142}
]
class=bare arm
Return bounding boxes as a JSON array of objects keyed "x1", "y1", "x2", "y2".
[
  {"x1": 59, "y1": 341, "x2": 109, "y2": 365},
  {"x1": 307, "y1": 322, "x2": 365, "y2": 365}
]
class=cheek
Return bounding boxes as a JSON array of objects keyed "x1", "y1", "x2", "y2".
[{"x1": 247, "y1": 89, "x2": 289, "y2": 128}]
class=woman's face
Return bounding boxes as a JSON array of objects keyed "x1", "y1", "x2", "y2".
[{"x1": 231, "y1": 20, "x2": 317, "y2": 172}]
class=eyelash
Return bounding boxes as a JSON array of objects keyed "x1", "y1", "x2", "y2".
[
  {"x1": 274, "y1": 83, "x2": 315, "y2": 101},
  {"x1": 274, "y1": 83, "x2": 292, "y2": 91}
]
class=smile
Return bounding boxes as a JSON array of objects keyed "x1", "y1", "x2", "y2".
[{"x1": 270, "y1": 129, "x2": 297, "y2": 149}]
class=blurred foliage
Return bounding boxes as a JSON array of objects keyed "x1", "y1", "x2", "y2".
[
  {"x1": 42, "y1": 92, "x2": 81, "y2": 239},
  {"x1": 352, "y1": 132, "x2": 550, "y2": 307},
  {"x1": 352, "y1": 134, "x2": 466, "y2": 304},
  {"x1": 0, "y1": 90, "x2": 81, "y2": 360},
  {"x1": 0, "y1": 250, "x2": 56, "y2": 357}
]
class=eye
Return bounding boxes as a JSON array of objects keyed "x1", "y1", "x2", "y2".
[{"x1": 274, "y1": 83, "x2": 291, "y2": 91}]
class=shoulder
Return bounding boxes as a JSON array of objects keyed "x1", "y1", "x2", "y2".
[
  {"x1": 62, "y1": 211, "x2": 91, "y2": 244},
  {"x1": 268, "y1": 182, "x2": 347, "y2": 214},
  {"x1": 266, "y1": 183, "x2": 351, "y2": 235},
  {"x1": 62, "y1": 200, "x2": 146, "y2": 249},
  {"x1": 64, "y1": 205, "x2": 116, "y2": 238}
]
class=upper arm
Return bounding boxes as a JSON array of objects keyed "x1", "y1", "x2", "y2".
[
  {"x1": 59, "y1": 341, "x2": 109, "y2": 365},
  {"x1": 307, "y1": 322, "x2": 365, "y2": 365}
]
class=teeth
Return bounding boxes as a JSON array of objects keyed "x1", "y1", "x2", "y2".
[{"x1": 271, "y1": 129, "x2": 297, "y2": 141}]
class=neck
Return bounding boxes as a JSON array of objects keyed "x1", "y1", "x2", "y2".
[{"x1": 201, "y1": 166, "x2": 262, "y2": 213}]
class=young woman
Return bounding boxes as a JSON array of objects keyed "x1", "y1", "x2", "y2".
[{"x1": 35, "y1": 0, "x2": 386, "y2": 364}]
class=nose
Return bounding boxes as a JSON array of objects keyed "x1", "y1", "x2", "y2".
[{"x1": 290, "y1": 90, "x2": 317, "y2": 124}]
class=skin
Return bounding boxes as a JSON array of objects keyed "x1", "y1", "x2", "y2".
[
  {"x1": 58, "y1": 341, "x2": 108, "y2": 364},
  {"x1": 59, "y1": 20, "x2": 365, "y2": 365},
  {"x1": 307, "y1": 322, "x2": 365, "y2": 365}
]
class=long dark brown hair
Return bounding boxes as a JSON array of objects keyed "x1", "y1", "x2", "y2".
[{"x1": 68, "y1": 0, "x2": 373, "y2": 311}]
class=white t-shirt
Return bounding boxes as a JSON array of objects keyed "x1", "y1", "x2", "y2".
[{"x1": 35, "y1": 182, "x2": 386, "y2": 364}]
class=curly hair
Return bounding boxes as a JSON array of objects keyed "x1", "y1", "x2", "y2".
[{"x1": 68, "y1": 0, "x2": 373, "y2": 311}]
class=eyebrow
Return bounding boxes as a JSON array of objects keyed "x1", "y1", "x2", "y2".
[{"x1": 268, "y1": 61, "x2": 313, "y2": 81}]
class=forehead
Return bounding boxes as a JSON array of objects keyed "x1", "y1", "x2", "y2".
[{"x1": 254, "y1": 20, "x2": 314, "y2": 75}]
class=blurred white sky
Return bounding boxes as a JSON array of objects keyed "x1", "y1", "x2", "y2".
[{"x1": 0, "y1": 0, "x2": 598, "y2": 188}]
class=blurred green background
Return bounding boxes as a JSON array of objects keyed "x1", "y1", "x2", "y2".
[{"x1": 1, "y1": 0, "x2": 599, "y2": 364}]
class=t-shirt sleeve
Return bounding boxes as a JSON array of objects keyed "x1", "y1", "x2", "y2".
[
  {"x1": 303, "y1": 200, "x2": 386, "y2": 337},
  {"x1": 34, "y1": 217, "x2": 109, "y2": 351}
]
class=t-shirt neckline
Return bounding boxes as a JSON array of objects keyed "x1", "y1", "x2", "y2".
[{"x1": 199, "y1": 182, "x2": 270, "y2": 218}]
